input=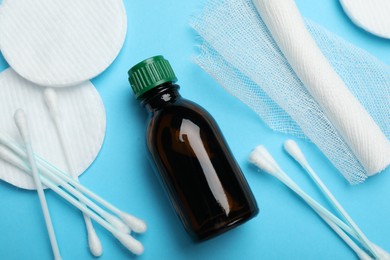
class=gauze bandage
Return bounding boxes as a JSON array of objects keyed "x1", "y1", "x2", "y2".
[
  {"x1": 0, "y1": 69, "x2": 106, "y2": 189},
  {"x1": 192, "y1": 0, "x2": 390, "y2": 184},
  {"x1": 0, "y1": 0, "x2": 127, "y2": 87}
]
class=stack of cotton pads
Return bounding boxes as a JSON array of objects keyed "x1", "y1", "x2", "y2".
[
  {"x1": 0, "y1": 0, "x2": 131, "y2": 257},
  {"x1": 0, "y1": 0, "x2": 127, "y2": 186},
  {"x1": 192, "y1": 0, "x2": 390, "y2": 184}
]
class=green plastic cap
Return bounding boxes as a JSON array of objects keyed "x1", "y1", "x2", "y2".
[{"x1": 128, "y1": 55, "x2": 178, "y2": 99}]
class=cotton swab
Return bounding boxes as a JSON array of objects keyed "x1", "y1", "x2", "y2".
[
  {"x1": 249, "y1": 145, "x2": 380, "y2": 259},
  {"x1": 0, "y1": 145, "x2": 144, "y2": 255},
  {"x1": 38, "y1": 153, "x2": 147, "y2": 234},
  {"x1": 249, "y1": 146, "x2": 356, "y2": 235},
  {"x1": 32, "y1": 162, "x2": 145, "y2": 255},
  {"x1": 37, "y1": 162, "x2": 131, "y2": 234},
  {"x1": 0, "y1": 131, "x2": 147, "y2": 234},
  {"x1": 40, "y1": 159, "x2": 147, "y2": 234},
  {"x1": 0, "y1": 142, "x2": 130, "y2": 234},
  {"x1": 284, "y1": 139, "x2": 388, "y2": 259},
  {"x1": 250, "y1": 146, "x2": 389, "y2": 259},
  {"x1": 43, "y1": 88, "x2": 102, "y2": 257},
  {"x1": 0, "y1": 131, "x2": 146, "y2": 233},
  {"x1": 13, "y1": 109, "x2": 62, "y2": 260}
]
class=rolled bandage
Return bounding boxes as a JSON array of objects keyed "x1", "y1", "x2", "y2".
[{"x1": 253, "y1": 0, "x2": 390, "y2": 175}]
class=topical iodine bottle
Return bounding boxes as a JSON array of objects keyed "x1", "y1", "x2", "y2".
[{"x1": 128, "y1": 55, "x2": 259, "y2": 241}]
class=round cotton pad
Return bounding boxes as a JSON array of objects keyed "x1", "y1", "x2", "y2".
[
  {"x1": 0, "y1": 69, "x2": 106, "y2": 190},
  {"x1": 340, "y1": 0, "x2": 390, "y2": 39},
  {"x1": 0, "y1": 0, "x2": 127, "y2": 87}
]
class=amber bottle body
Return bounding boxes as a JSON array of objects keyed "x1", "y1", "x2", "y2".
[{"x1": 142, "y1": 83, "x2": 258, "y2": 241}]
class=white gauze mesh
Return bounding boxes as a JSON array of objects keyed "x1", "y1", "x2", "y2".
[{"x1": 191, "y1": 0, "x2": 390, "y2": 184}]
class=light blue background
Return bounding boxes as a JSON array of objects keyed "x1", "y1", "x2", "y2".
[{"x1": 0, "y1": 0, "x2": 389, "y2": 259}]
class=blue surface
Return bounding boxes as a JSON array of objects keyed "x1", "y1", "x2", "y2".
[{"x1": 0, "y1": 0, "x2": 389, "y2": 259}]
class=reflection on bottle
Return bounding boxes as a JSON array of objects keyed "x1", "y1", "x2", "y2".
[{"x1": 179, "y1": 119, "x2": 231, "y2": 215}]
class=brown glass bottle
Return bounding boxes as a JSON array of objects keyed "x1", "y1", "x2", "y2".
[{"x1": 128, "y1": 56, "x2": 259, "y2": 241}]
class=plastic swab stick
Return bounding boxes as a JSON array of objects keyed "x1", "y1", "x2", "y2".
[
  {"x1": 38, "y1": 156, "x2": 146, "y2": 234},
  {"x1": 318, "y1": 210, "x2": 371, "y2": 260},
  {"x1": 38, "y1": 165, "x2": 131, "y2": 234},
  {"x1": 40, "y1": 161, "x2": 147, "y2": 234},
  {"x1": 249, "y1": 146, "x2": 372, "y2": 258},
  {"x1": 13, "y1": 109, "x2": 62, "y2": 260},
  {"x1": 284, "y1": 139, "x2": 383, "y2": 258},
  {"x1": 319, "y1": 208, "x2": 389, "y2": 260},
  {"x1": 41, "y1": 168, "x2": 144, "y2": 254},
  {"x1": 0, "y1": 141, "x2": 130, "y2": 234},
  {"x1": 0, "y1": 145, "x2": 144, "y2": 255},
  {"x1": 0, "y1": 132, "x2": 146, "y2": 233},
  {"x1": 250, "y1": 145, "x2": 389, "y2": 259},
  {"x1": 44, "y1": 88, "x2": 102, "y2": 257},
  {"x1": 0, "y1": 145, "x2": 127, "y2": 235},
  {"x1": 319, "y1": 210, "x2": 371, "y2": 260},
  {"x1": 370, "y1": 244, "x2": 390, "y2": 260},
  {"x1": 249, "y1": 146, "x2": 355, "y2": 235},
  {"x1": 250, "y1": 145, "x2": 387, "y2": 259}
]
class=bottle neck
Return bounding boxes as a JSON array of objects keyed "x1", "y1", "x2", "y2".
[{"x1": 140, "y1": 82, "x2": 181, "y2": 112}]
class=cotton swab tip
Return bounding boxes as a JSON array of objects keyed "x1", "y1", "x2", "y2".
[
  {"x1": 115, "y1": 233, "x2": 144, "y2": 255},
  {"x1": 43, "y1": 88, "x2": 59, "y2": 116},
  {"x1": 87, "y1": 227, "x2": 103, "y2": 257},
  {"x1": 249, "y1": 145, "x2": 279, "y2": 175},
  {"x1": 119, "y1": 213, "x2": 147, "y2": 234},
  {"x1": 284, "y1": 139, "x2": 380, "y2": 259},
  {"x1": 284, "y1": 140, "x2": 308, "y2": 166},
  {"x1": 14, "y1": 109, "x2": 29, "y2": 142},
  {"x1": 106, "y1": 215, "x2": 131, "y2": 234}
]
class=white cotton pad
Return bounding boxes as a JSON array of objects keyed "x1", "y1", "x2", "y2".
[
  {"x1": 0, "y1": 69, "x2": 106, "y2": 190},
  {"x1": 0, "y1": 0, "x2": 127, "y2": 87},
  {"x1": 340, "y1": 0, "x2": 390, "y2": 39}
]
